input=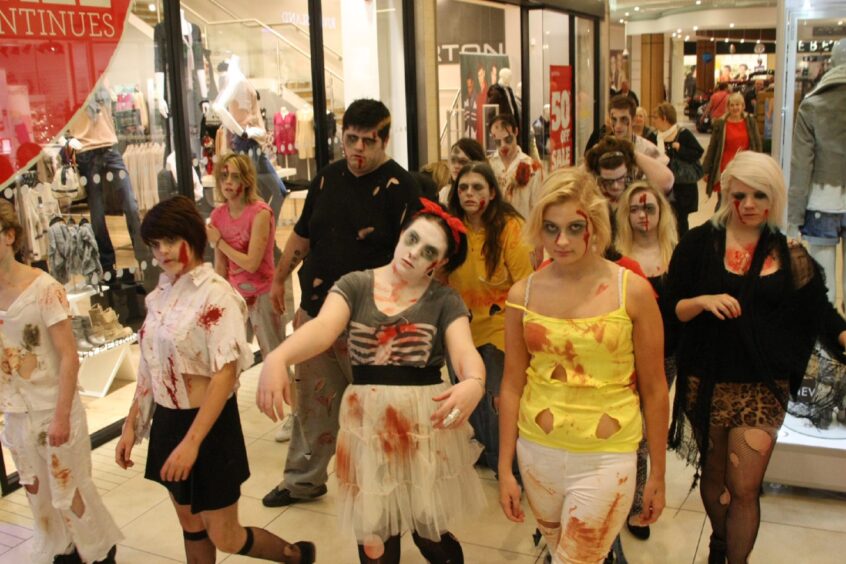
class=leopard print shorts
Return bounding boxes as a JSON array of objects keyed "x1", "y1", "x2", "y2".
[{"x1": 685, "y1": 376, "x2": 788, "y2": 429}]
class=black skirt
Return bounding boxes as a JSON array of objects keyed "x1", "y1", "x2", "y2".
[{"x1": 145, "y1": 395, "x2": 250, "y2": 513}]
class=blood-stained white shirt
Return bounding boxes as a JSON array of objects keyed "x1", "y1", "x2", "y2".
[
  {"x1": 133, "y1": 263, "x2": 252, "y2": 440},
  {"x1": 489, "y1": 149, "x2": 543, "y2": 220}
]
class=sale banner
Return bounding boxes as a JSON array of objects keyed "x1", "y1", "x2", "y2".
[{"x1": 549, "y1": 65, "x2": 573, "y2": 170}]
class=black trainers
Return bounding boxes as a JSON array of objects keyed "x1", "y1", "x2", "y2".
[{"x1": 262, "y1": 485, "x2": 327, "y2": 507}]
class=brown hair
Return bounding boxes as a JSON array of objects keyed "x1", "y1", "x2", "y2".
[
  {"x1": 213, "y1": 153, "x2": 260, "y2": 204},
  {"x1": 0, "y1": 200, "x2": 23, "y2": 252},
  {"x1": 655, "y1": 102, "x2": 677, "y2": 125},
  {"x1": 140, "y1": 196, "x2": 207, "y2": 259},
  {"x1": 609, "y1": 94, "x2": 637, "y2": 118},
  {"x1": 584, "y1": 136, "x2": 637, "y2": 176},
  {"x1": 421, "y1": 160, "x2": 451, "y2": 190}
]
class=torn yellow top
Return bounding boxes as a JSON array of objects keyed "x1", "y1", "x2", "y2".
[{"x1": 506, "y1": 269, "x2": 642, "y2": 453}]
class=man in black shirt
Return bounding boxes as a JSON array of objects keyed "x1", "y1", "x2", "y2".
[{"x1": 262, "y1": 99, "x2": 420, "y2": 507}]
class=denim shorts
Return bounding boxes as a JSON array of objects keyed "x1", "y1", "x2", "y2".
[{"x1": 800, "y1": 210, "x2": 846, "y2": 246}]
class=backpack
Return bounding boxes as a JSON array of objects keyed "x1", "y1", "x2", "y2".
[{"x1": 52, "y1": 147, "x2": 85, "y2": 202}]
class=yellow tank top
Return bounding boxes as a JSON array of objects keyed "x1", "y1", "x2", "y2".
[{"x1": 506, "y1": 268, "x2": 642, "y2": 453}]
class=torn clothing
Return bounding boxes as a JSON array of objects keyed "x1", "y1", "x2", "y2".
[{"x1": 2, "y1": 398, "x2": 122, "y2": 563}]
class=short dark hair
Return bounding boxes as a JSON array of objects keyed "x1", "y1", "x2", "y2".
[
  {"x1": 140, "y1": 196, "x2": 207, "y2": 259},
  {"x1": 403, "y1": 202, "x2": 468, "y2": 274},
  {"x1": 609, "y1": 95, "x2": 637, "y2": 118},
  {"x1": 342, "y1": 99, "x2": 391, "y2": 142},
  {"x1": 451, "y1": 138, "x2": 486, "y2": 162},
  {"x1": 490, "y1": 113, "x2": 518, "y2": 133},
  {"x1": 585, "y1": 136, "x2": 637, "y2": 176}
]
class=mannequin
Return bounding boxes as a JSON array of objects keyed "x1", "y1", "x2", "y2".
[
  {"x1": 153, "y1": 10, "x2": 209, "y2": 162},
  {"x1": 498, "y1": 68, "x2": 521, "y2": 126},
  {"x1": 532, "y1": 104, "x2": 551, "y2": 160},
  {"x1": 213, "y1": 55, "x2": 287, "y2": 235},
  {"x1": 789, "y1": 41, "x2": 846, "y2": 305},
  {"x1": 66, "y1": 87, "x2": 148, "y2": 274}
]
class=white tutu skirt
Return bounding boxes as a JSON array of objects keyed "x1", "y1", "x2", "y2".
[{"x1": 336, "y1": 382, "x2": 487, "y2": 543}]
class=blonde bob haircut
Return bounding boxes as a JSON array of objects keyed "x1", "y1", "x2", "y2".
[
  {"x1": 615, "y1": 181, "x2": 678, "y2": 271},
  {"x1": 213, "y1": 153, "x2": 261, "y2": 204},
  {"x1": 712, "y1": 151, "x2": 786, "y2": 230},
  {"x1": 525, "y1": 167, "x2": 612, "y2": 255},
  {"x1": 727, "y1": 92, "x2": 746, "y2": 116}
]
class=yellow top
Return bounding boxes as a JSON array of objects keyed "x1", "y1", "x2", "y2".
[
  {"x1": 448, "y1": 216, "x2": 534, "y2": 351},
  {"x1": 506, "y1": 268, "x2": 642, "y2": 453}
]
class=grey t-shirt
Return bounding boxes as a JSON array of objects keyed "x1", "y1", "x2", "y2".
[{"x1": 330, "y1": 270, "x2": 469, "y2": 369}]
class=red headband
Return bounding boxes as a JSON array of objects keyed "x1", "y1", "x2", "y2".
[{"x1": 415, "y1": 198, "x2": 467, "y2": 246}]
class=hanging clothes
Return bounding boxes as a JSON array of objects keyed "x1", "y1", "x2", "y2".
[
  {"x1": 274, "y1": 111, "x2": 297, "y2": 156},
  {"x1": 123, "y1": 143, "x2": 165, "y2": 213},
  {"x1": 296, "y1": 107, "x2": 315, "y2": 159}
]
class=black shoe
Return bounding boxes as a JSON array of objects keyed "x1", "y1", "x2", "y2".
[
  {"x1": 627, "y1": 520, "x2": 651, "y2": 540},
  {"x1": 53, "y1": 548, "x2": 82, "y2": 564},
  {"x1": 262, "y1": 485, "x2": 327, "y2": 507},
  {"x1": 94, "y1": 545, "x2": 117, "y2": 564},
  {"x1": 708, "y1": 534, "x2": 727, "y2": 564},
  {"x1": 603, "y1": 548, "x2": 615, "y2": 564},
  {"x1": 294, "y1": 541, "x2": 316, "y2": 564}
]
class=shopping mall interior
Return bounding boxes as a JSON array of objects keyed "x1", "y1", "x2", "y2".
[{"x1": 0, "y1": 0, "x2": 844, "y2": 562}]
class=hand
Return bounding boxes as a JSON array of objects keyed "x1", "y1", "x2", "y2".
[
  {"x1": 498, "y1": 472, "x2": 525, "y2": 522},
  {"x1": 157, "y1": 98, "x2": 169, "y2": 118},
  {"x1": 67, "y1": 138, "x2": 83, "y2": 152},
  {"x1": 838, "y1": 330, "x2": 846, "y2": 350},
  {"x1": 245, "y1": 126, "x2": 264, "y2": 139},
  {"x1": 703, "y1": 174, "x2": 710, "y2": 184},
  {"x1": 115, "y1": 428, "x2": 136, "y2": 469},
  {"x1": 786, "y1": 224, "x2": 802, "y2": 240},
  {"x1": 698, "y1": 294, "x2": 741, "y2": 320},
  {"x1": 637, "y1": 474, "x2": 666, "y2": 525},
  {"x1": 430, "y1": 379, "x2": 484, "y2": 429},
  {"x1": 256, "y1": 351, "x2": 292, "y2": 422},
  {"x1": 672, "y1": 142, "x2": 681, "y2": 150},
  {"x1": 270, "y1": 277, "x2": 287, "y2": 314},
  {"x1": 206, "y1": 224, "x2": 222, "y2": 245},
  {"x1": 47, "y1": 414, "x2": 70, "y2": 447},
  {"x1": 160, "y1": 439, "x2": 199, "y2": 482}
]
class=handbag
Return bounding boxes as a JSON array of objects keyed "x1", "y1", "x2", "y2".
[
  {"x1": 52, "y1": 147, "x2": 85, "y2": 202},
  {"x1": 666, "y1": 132, "x2": 704, "y2": 184}
]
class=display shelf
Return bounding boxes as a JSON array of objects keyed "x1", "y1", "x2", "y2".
[
  {"x1": 66, "y1": 284, "x2": 107, "y2": 304},
  {"x1": 77, "y1": 332, "x2": 138, "y2": 360},
  {"x1": 765, "y1": 413, "x2": 846, "y2": 493},
  {"x1": 77, "y1": 340, "x2": 137, "y2": 399}
]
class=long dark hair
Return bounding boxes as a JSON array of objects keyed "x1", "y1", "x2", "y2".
[{"x1": 447, "y1": 162, "x2": 521, "y2": 279}]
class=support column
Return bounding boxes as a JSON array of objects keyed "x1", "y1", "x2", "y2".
[
  {"x1": 640, "y1": 33, "x2": 665, "y2": 113},
  {"x1": 414, "y1": 0, "x2": 440, "y2": 165},
  {"x1": 696, "y1": 40, "x2": 716, "y2": 93}
]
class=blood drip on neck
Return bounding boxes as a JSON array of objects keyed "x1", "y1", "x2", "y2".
[{"x1": 178, "y1": 242, "x2": 190, "y2": 270}]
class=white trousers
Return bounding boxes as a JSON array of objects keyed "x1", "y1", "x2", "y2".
[
  {"x1": 2, "y1": 396, "x2": 123, "y2": 563},
  {"x1": 517, "y1": 438, "x2": 636, "y2": 564}
]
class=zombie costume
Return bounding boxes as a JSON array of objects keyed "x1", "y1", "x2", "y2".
[
  {"x1": 330, "y1": 270, "x2": 486, "y2": 546},
  {"x1": 488, "y1": 149, "x2": 542, "y2": 220},
  {"x1": 275, "y1": 159, "x2": 420, "y2": 502},
  {"x1": 133, "y1": 263, "x2": 254, "y2": 512},
  {"x1": 0, "y1": 273, "x2": 122, "y2": 563},
  {"x1": 505, "y1": 268, "x2": 640, "y2": 564}
]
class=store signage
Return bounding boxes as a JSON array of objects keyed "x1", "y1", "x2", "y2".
[
  {"x1": 437, "y1": 0, "x2": 505, "y2": 64},
  {"x1": 549, "y1": 65, "x2": 573, "y2": 170},
  {"x1": 0, "y1": 0, "x2": 131, "y2": 187},
  {"x1": 797, "y1": 40, "x2": 839, "y2": 53},
  {"x1": 280, "y1": 11, "x2": 337, "y2": 30}
]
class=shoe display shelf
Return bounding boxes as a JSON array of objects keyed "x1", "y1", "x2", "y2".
[{"x1": 766, "y1": 413, "x2": 846, "y2": 493}]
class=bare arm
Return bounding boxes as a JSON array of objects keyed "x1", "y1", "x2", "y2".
[
  {"x1": 635, "y1": 151, "x2": 674, "y2": 193},
  {"x1": 214, "y1": 209, "x2": 271, "y2": 274},
  {"x1": 627, "y1": 274, "x2": 668, "y2": 524},
  {"x1": 270, "y1": 231, "x2": 310, "y2": 314},
  {"x1": 257, "y1": 292, "x2": 351, "y2": 420},
  {"x1": 432, "y1": 316, "x2": 485, "y2": 428},
  {"x1": 160, "y1": 362, "x2": 238, "y2": 481},
  {"x1": 46, "y1": 319, "x2": 80, "y2": 446},
  {"x1": 499, "y1": 281, "x2": 529, "y2": 523},
  {"x1": 213, "y1": 246, "x2": 228, "y2": 278}
]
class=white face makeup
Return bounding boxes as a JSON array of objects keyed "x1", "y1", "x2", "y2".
[
  {"x1": 598, "y1": 164, "x2": 630, "y2": 203},
  {"x1": 628, "y1": 190, "x2": 660, "y2": 234},
  {"x1": 449, "y1": 147, "x2": 471, "y2": 181},
  {"x1": 344, "y1": 125, "x2": 388, "y2": 176},
  {"x1": 728, "y1": 179, "x2": 771, "y2": 229},
  {"x1": 491, "y1": 122, "x2": 518, "y2": 162},
  {"x1": 456, "y1": 171, "x2": 494, "y2": 218},
  {"x1": 610, "y1": 108, "x2": 633, "y2": 139},
  {"x1": 149, "y1": 237, "x2": 193, "y2": 278},
  {"x1": 540, "y1": 201, "x2": 593, "y2": 264},
  {"x1": 392, "y1": 217, "x2": 449, "y2": 280}
]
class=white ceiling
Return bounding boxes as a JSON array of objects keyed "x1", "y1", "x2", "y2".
[{"x1": 610, "y1": 0, "x2": 777, "y2": 23}]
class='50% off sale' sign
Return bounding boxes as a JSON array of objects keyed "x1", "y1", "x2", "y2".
[{"x1": 549, "y1": 65, "x2": 573, "y2": 170}]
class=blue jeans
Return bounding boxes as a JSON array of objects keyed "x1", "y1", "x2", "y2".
[
  {"x1": 75, "y1": 147, "x2": 147, "y2": 271},
  {"x1": 231, "y1": 137, "x2": 287, "y2": 226}
]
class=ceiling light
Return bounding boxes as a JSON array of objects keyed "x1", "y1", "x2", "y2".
[
  {"x1": 677, "y1": 28, "x2": 682, "y2": 33},
  {"x1": 625, "y1": 12, "x2": 630, "y2": 16},
  {"x1": 741, "y1": 38, "x2": 745, "y2": 43},
  {"x1": 725, "y1": 37, "x2": 730, "y2": 43},
  {"x1": 757, "y1": 39, "x2": 761, "y2": 44},
  {"x1": 619, "y1": 19, "x2": 625, "y2": 23},
  {"x1": 711, "y1": 37, "x2": 715, "y2": 42},
  {"x1": 148, "y1": 2, "x2": 155, "y2": 11},
  {"x1": 696, "y1": 0, "x2": 702, "y2": 4},
  {"x1": 693, "y1": 26, "x2": 699, "y2": 31},
  {"x1": 685, "y1": 35, "x2": 690, "y2": 41},
  {"x1": 729, "y1": 23, "x2": 735, "y2": 28},
  {"x1": 634, "y1": 6, "x2": 640, "y2": 12},
  {"x1": 839, "y1": 20, "x2": 843, "y2": 25}
]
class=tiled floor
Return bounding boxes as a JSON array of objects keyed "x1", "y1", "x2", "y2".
[{"x1": 2, "y1": 121, "x2": 846, "y2": 562}]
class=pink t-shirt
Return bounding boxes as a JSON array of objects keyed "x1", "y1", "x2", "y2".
[{"x1": 210, "y1": 201, "x2": 275, "y2": 298}]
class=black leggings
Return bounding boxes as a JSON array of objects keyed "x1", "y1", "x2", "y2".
[{"x1": 357, "y1": 531, "x2": 463, "y2": 564}]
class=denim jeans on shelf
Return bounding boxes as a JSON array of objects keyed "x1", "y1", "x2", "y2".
[{"x1": 75, "y1": 147, "x2": 147, "y2": 271}]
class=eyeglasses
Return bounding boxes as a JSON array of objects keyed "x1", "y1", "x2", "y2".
[
  {"x1": 493, "y1": 134, "x2": 515, "y2": 148},
  {"x1": 343, "y1": 133, "x2": 379, "y2": 149},
  {"x1": 598, "y1": 173, "x2": 631, "y2": 189},
  {"x1": 218, "y1": 171, "x2": 242, "y2": 182}
]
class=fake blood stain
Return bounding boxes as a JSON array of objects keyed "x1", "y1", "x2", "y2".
[
  {"x1": 576, "y1": 210, "x2": 591, "y2": 254},
  {"x1": 165, "y1": 357, "x2": 180, "y2": 407},
  {"x1": 733, "y1": 199, "x2": 744, "y2": 224},
  {"x1": 50, "y1": 455, "x2": 71, "y2": 488},
  {"x1": 198, "y1": 305, "x2": 224, "y2": 331},
  {"x1": 563, "y1": 492, "x2": 625, "y2": 562},
  {"x1": 524, "y1": 322, "x2": 551, "y2": 352},
  {"x1": 178, "y1": 241, "x2": 189, "y2": 268},
  {"x1": 639, "y1": 193, "x2": 649, "y2": 231},
  {"x1": 379, "y1": 406, "x2": 416, "y2": 456}
]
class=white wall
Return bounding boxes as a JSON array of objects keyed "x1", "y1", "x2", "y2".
[{"x1": 341, "y1": 1, "x2": 380, "y2": 101}]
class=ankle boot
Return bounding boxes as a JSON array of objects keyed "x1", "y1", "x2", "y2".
[
  {"x1": 71, "y1": 317, "x2": 93, "y2": 352},
  {"x1": 100, "y1": 307, "x2": 132, "y2": 340},
  {"x1": 80, "y1": 316, "x2": 106, "y2": 347},
  {"x1": 87, "y1": 305, "x2": 111, "y2": 343},
  {"x1": 708, "y1": 534, "x2": 727, "y2": 564}
]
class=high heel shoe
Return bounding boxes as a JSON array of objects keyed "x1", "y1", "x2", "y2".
[{"x1": 293, "y1": 541, "x2": 315, "y2": 564}]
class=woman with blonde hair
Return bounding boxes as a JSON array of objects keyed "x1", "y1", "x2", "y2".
[
  {"x1": 703, "y1": 92, "x2": 762, "y2": 207},
  {"x1": 499, "y1": 168, "x2": 669, "y2": 563},
  {"x1": 633, "y1": 107, "x2": 657, "y2": 145},
  {"x1": 666, "y1": 151, "x2": 846, "y2": 563},
  {"x1": 615, "y1": 181, "x2": 679, "y2": 541}
]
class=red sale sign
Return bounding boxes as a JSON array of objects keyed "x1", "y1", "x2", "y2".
[
  {"x1": 0, "y1": 0, "x2": 132, "y2": 186},
  {"x1": 549, "y1": 65, "x2": 573, "y2": 170}
]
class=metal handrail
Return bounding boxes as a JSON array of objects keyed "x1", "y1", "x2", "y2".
[
  {"x1": 440, "y1": 89, "x2": 462, "y2": 144},
  {"x1": 181, "y1": 4, "x2": 344, "y2": 84}
]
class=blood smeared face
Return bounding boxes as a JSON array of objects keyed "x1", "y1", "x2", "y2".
[
  {"x1": 491, "y1": 121, "x2": 518, "y2": 162},
  {"x1": 609, "y1": 108, "x2": 633, "y2": 139},
  {"x1": 392, "y1": 217, "x2": 448, "y2": 280},
  {"x1": 218, "y1": 164, "x2": 244, "y2": 201},
  {"x1": 729, "y1": 179, "x2": 770, "y2": 228},
  {"x1": 343, "y1": 125, "x2": 387, "y2": 177},
  {"x1": 449, "y1": 146, "x2": 471, "y2": 181},
  {"x1": 150, "y1": 237, "x2": 194, "y2": 278},
  {"x1": 541, "y1": 201, "x2": 593, "y2": 264},
  {"x1": 456, "y1": 171, "x2": 494, "y2": 219},
  {"x1": 598, "y1": 164, "x2": 630, "y2": 204},
  {"x1": 628, "y1": 190, "x2": 659, "y2": 234}
]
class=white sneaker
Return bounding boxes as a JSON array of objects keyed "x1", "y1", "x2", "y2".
[{"x1": 275, "y1": 415, "x2": 293, "y2": 442}]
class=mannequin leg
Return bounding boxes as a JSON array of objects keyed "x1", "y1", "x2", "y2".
[
  {"x1": 102, "y1": 148, "x2": 148, "y2": 265},
  {"x1": 76, "y1": 150, "x2": 117, "y2": 272},
  {"x1": 807, "y1": 242, "x2": 837, "y2": 305}
]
